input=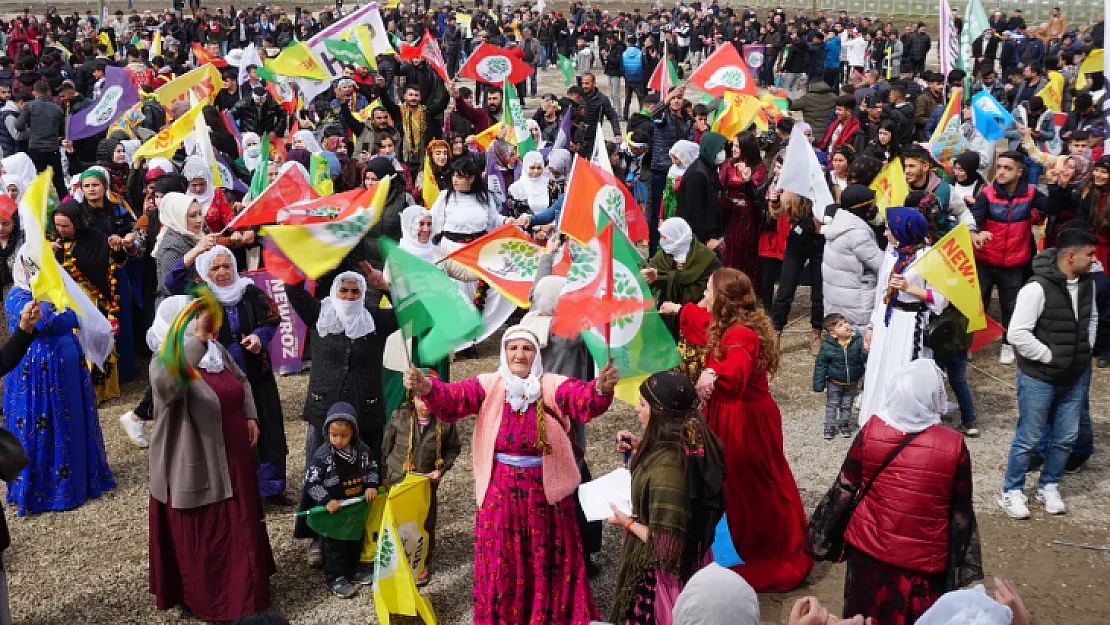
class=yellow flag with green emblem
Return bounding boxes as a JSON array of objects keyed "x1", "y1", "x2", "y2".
[{"x1": 17, "y1": 171, "x2": 82, "y2": 314}]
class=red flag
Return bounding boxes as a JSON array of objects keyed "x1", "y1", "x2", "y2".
[
  {"x1": 458, "y1": 43, "x2": 534, "y2": 86},
  {"x1": 400, "y1": 31, "x2": 450, "y2": 82},
  {"x1": 446, "y1": 224, "x2": 544, "y2": 308},
  {"x1": 227, "y1": 165, "x2": 320, "y2": 229},
  {"x1": 551, "y1": 224, "x2": 652, "y2": 338},
  {"x1": 261, "y1": 236, "x2": 305, "y2": 285},
  {"x1": 558, "y1": 156, "x2": 649, "y2": 244},
  {"x1": 688, "y1": 43, "x2": 758, "y2": 97},
  {"x1": 969, "y1": 317, "x2": 1006, "y2": 354},
  {"x1": 191, "y1": 42, "x2": 229, "y2": 68},
  {"x1": 647, "y1": 42, "x2": 678, "y2": 95}
]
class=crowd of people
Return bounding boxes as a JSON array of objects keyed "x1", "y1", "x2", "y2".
[{"x1": 0, "y1": 0, "x2": 1103, "y2": 623}]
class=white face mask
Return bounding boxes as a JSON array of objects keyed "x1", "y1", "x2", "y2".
[
  {"x1": 332, "y1": 297, "x2": 363, "y2": 322},
  {"x1": 244, "y1": 145, "x2": 261, "y2": 158},
  {"x1": 714, "y1": 150, "x2": 726, "y2": 165}
]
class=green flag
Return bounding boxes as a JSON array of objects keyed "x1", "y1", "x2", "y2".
[
  {"x1": 557, "y1": 53, "x2": 575, "y2": 87},
  {"x1": 502, "y1": 81, "x2": 537, "y2": 155},
  {"x1": 247, "y1": 132, "x2": 271, "y2": 201},
  {"x1": 302, "y1": 497, "x2": 369, "y2": 540},
  {"x1": 381, "y1": 238, "x2": 484, "y2": 363},
  {"x1": 323, "y1": 37, "x2": 369, "y2": 66},
  {"x1": 580, "y1": 221, "x2": 680, "y2": 403}
]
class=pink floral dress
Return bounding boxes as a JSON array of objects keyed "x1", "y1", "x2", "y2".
[{"x1": 422, "y1": 375, "x2": 613, "y2": 625}]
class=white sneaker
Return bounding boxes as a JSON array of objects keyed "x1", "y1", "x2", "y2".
[
  {"x1": 119, "y1": 411, "x2": 150, "y2": 448},
  {"x1": 999, "y1": 344, "x2": 1015, "y2": 365},
  {"x1": 997, "y1": 490, "x2": 1030, "y2": 519},
  {"x1": 1036, "y1": 484, "x2": 1066, "y2": 515}
]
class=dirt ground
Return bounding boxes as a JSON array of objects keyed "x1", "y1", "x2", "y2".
[{"x1": 2, "y1": 43, "x2": 1110, "y2": 625}]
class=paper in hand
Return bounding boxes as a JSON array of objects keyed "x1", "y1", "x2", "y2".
[{"x1": 578, "y1": 467, "x2": 633, "y2": 522}]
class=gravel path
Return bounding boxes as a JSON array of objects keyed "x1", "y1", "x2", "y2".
[{"x1": 3, "y1": 65, "x2": 1109, "y2": 624}]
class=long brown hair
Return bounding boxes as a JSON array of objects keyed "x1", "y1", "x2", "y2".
[{"x1": 706, "y1": 268, "x2": 780, "y2": 377}]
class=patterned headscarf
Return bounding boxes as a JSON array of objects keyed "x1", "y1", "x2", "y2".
[{"x1": 883, "y1": 207, "x2": 929, "y2": 326}]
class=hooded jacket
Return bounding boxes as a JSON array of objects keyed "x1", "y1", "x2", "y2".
[
  {"x1": 304, "y1": 403, "x2": 380, "y2": 505},
  {"x1": 788, "y1": 81, "x2": 837, "y2": 141},
  {"x1": 676, "y1": 132, "x2": 727, "y2": 243},
  {"x1": 821, "y1": 207, "x2": 887, "y2": 328}
]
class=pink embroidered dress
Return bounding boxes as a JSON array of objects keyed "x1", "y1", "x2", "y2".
[{"x1": 421, "y1": 374, "x2": 613, "y2": 625}]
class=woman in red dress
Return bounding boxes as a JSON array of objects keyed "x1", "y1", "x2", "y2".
[
  {"x1": 660, "y1": 267, "x2": 813, "y2": 592},
  {"x1": 719, "y1": 133, "x2": 767, "y2": 289}
]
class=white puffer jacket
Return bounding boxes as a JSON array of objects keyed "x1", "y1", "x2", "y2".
[{"x1": 821, "y1": 208, "x2": 887, "y2": 328}]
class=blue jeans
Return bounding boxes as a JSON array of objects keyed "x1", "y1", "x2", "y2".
[
  {"x1": 934, "y1": 354, "x2": 976, "y2": 425},
  {"x1": 528, "y1": 63, "x2": 538, "y2": 96},
  {"x1": 1003, "y1": 366, "x2": 1091, "y2": 491},
  {"x1": 1025, "y1": 157, "x2": 1042, "y2": 186},
  {"x1": 1034, "y1": 370, "x2": 1094, "y2": 457}
]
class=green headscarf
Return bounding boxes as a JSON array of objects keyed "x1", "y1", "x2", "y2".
[{"x1": 698, "y1": 131, "x2": 728, "y2": 167}]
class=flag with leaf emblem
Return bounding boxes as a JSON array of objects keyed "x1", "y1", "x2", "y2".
[
  {"x1": 446, "y1": 224, "x2": 543, "y2": 308},
  {"x1": 502, "y1": 81, "x2": 536, "y2": 155},
  {"x1": 323, "y1": 37, "x2": 370, "y2": 66},
  {"x1": 458, "y1": 43, "x2": 534, "y2": 86},
  {"x1": 689, "y1": 42, "x2": 758, "y2": 97},
  {"x1": 558, "y1": 156, "x2": 649, "y2": 245},
  {"x1": 557, "y1": 53, "x2": 575, "y2": 86},
  {"x1": 366, "y1": 475, "x2": 436, "y2": 625}
]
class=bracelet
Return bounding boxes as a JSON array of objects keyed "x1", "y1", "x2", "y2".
[{"x1": 624, "y1": 518, "x2": 634, "y2": 530}]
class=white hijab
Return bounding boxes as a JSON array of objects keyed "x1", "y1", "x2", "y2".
[
  {"x1": 877, "y1": 359, "x2": 947, "y2": 434},
  {"x1": 508, "y1": 151, "x2": 551, "y2": 212},
  {"x1": 398, "y1": 205, "x2": 438, "y2": 263},
  {"x1": 519, "y1": 275, "x2": 564, "y2": 348},
  {"x1": 241, "y1": 132, "x2": 262, "y2": 172},
  {"x1": 317, "y1": 271, "x2": 376, "y2": 339},
  {"x1": 673, "y1": 563, "x2": 759, "y2": 625},
  {"x1": 153, "y1": 192, "x2": 201, "y2": 256},
  {"x1": 659, "y1": 217, "x2": 694, "y2": 263},
  {"x1": 668, "y1": 140, "x2": 699, "y2": 179},
  {"x1": 196, "y1": 245, "x2": 255, "y2": 305},
  {"x1": 146, "y1": 295, "x2": 193, "y2": 352},
  {"x1": 1, "y1": 175, "x2": 24, "y2": 202},
  {"x1": 182, "y1": 155, "x2": 215, "y2": 210},
  {"x1": 498, "y1": 326, "x2": 544, "y2": 412},
  {"x1": 294, "y1": 129, "x2": 323, "y2": 154},
  {"x1": 1, "y1": 153, "x2": 36, "y2": 192},
  {"x1": 915, "y1": 585, "x2": 1013, "y2": 625}
]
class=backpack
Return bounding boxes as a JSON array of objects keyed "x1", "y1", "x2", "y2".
[
  {"x1": 622, "y1": 46, "x2": 644, "y2": 82},
  {"x1": 924, "y1": 306, "x2": 972, "y2": 358}
]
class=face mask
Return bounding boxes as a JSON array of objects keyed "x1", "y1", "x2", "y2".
[
  {"x1": 245, "y1": 145, "x2": 261, "y2": 158},
  {"x1": 383, "y1": 152, "x2": 396, "y2": 162},
  {"x1": 332, "y1": 296, "x2": 363, "y2": 321},
  {"x1": 714, "y1": 150, "x2": 726, "y2": 165}
]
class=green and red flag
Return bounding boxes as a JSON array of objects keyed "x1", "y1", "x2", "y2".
[
  {"x1": 688, "y1": 42, "x2": 758, "y2": 97},
  {"x1": 647, "y1": 40, "x2": 679, "y2": 94}
]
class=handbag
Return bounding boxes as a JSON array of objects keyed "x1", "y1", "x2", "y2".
[
  {"x1": 805, "y1": 431, "x2": 921, "y2": 562},
  {"x1": 0, "y1": 427, "x2": 29, "y2": 482}
]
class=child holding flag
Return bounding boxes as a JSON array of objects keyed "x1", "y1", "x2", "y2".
[
  {"x1": 381, "y1": 369, "x2": 461, "y2": 586},
  {"x1": 304, "y1": 402, "x2": 380, "y2": 599}
]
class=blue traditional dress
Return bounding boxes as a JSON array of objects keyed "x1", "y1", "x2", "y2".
[{"x1": 2, "y1": 289, "x2": 115, "y2": 515}]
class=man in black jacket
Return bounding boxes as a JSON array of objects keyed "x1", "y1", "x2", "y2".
[
  {"x1": 232, "y1": 86, "x2": 288, "y2": 137},
  {"x1": 442, "y1": 15, "x2": 462, "y2": 79},
  {"x1": 600, "y1": 33, "x2": 625, "y2": 120},
  {"x1": 15, "y1": 81, "x2": 66, "y2": 198},
  {"x1": 578, "y1": 73, "x2": 621, "y2": 159},
  {"x1": 905, "y1": 23, "x2": 931, "y2": 77}
]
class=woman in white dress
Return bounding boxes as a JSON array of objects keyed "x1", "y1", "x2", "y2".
[
  {"x1": 858, "y1": 207, "x2": 948, "y2": 427},
  {"x1": 428, "y1": 153, "x2": 516, "y2": 351}
]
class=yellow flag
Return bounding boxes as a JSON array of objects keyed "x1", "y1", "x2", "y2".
[
  {"x1": 614, "y1": 374, "x2": 650, "y2": 406},
  {"x1": 98, "y1": 31, "x2": 115, "y2": 57},
  {"x1": 1036, "y1": 71, "x2": 1065, "y2": 112},
  {"x1": 131, "y1": 101, "x2": 205, "y2": 164},
  {"x1": 353, "y1": 98, "x2": 383, "y2": 123},
  {"x1": 473, "y1": 122, "x2": 502, "y2": 150},
  {"x1": 309, "y1": 153, "x2": 334, "y2": 197},
  {"x1": 348, "y1": 25, "x2": 378, "y2": 71},
  {"x1": 368, "y1": 475, "x2": 437, "y2": 625},
  {"x1": 909, "y1": 224, "x2": 987, "y2": 331},
  {"x1": 421, "y1": 154, "x2": 439, "y2": 208},
  {"x1": 264, "y1": 41, "x2": 331, "y2": 81},
  {"x1": 150, "y1": 30, "x2": 162, "y2": 58},
  {"x1": 869, "y1": 158, "x2": 909, "y2": 218},
  {"x1": 17, "y1": 171, "x2": 82, "y2": 314},
  {"x1": 153, "y1": 64, "x2": 224, "y2": 110},
  {"x1": 1077, "y1": 49, "x2": 1104, "y2": 90}
]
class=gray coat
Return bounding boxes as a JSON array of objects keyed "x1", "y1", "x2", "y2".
[
  {"x1": 821, "y1": 209, "x2": 886, "y2": 329},
  {"x1": 149, "y1": 338, "x2": 258, "y2": 510},
  {"x1": 13, "y1": 97, "x2": 64, "y2": 152},
  {"x1": 155, "y1": 229, "x2": 199, "y2": 302}
]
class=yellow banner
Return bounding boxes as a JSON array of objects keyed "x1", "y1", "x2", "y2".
[
  {"x1": 18, "y1": 171, "x2": 82, "y2": 314},
  {"x1": 372, "y1": 482, "x2": 436, "y2": 625},
  {"x1": 1036, "y1": 71, "x2": 1065, "y2": 113},
  {"x1": 152, "y1": 64, "x2": 224, "y2": 110},
  {"x1": 131, "y1": 101, "x2": 205, "y2": 164},
  {"x1": 909, "y1": 223, "x2": 987, "y2": 331},
  {"x1": 265, "y1": 41, "x2": 331, "y2": 81},
  {"x1": 421, "y1": 154, "x2": 439, "y2": 208},
  {"x1": 869, "y1": 158, "x2": 909, "y2": 217},
  {"x1": 1077, "y1": 49, "x2": 1104, "y2": 90}
]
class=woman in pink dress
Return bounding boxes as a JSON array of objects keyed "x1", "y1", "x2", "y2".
[
  {"x1": 719, "y1": 133, "x2": 768, "y2": 288},
  {"x1": 403, "y1": 326, "x2": 620, "y2": 625}
]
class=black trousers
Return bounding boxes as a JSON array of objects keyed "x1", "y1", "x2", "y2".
[
  {"x1": 623, "y1": 80, "x2": 646, "y2": 120},
  {"x1": 322, "y1": 537, "x2": 362, "y2": 584},
  {"x1": 761, "y1": 256, "x2": 782, "y2": 310},
  {"x1": 771, "y1": 249, "x2": 823, "y2": 330},
  {"x1": 978, "y1": 262, "x2": 1026, "y2": 344},
  {"x1": 28, "y1": 148, "x2": 67, "y2": 200}
]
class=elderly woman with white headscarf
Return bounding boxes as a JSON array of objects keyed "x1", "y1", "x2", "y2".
[
  {"x1": 807, "y1": 359, "x2": 983, "y2": 625},
  {"x1": 163, "y1": 245, "x2": 289, "y2": 501},
  {"x1": 286, "y1": 269, "x2": 398, "y2": 565},
  {"x1": 643, "y1": 217, "x2": 723, "y2": 339},
  {"x1": 240, "y1": 132, "x2": 263, "y2": 174},
  {"x1": 508, "y1": 151, "x2": 551, "y2": 215},
  {"x1": 515, "y1": 149, "x2": 573, "y2": 231},
  {"x1": 183, "y1": 155, "x2": 252, "y2": 261},
  {"x1": 403, "y1": 326, "x2": 619, "y2": 625},
  {"x1": 662, "y1": 140, "x2": 700, "y2": 222}
]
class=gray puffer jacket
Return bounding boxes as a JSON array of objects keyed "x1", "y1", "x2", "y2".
[{"x1": 821, "y1": 208, "x2": 886, "y2": 328}]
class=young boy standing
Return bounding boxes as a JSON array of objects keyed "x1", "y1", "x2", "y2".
[
  {"x1": 305, "y1": 402, "x2": 380, "y2": 598},
  {"x1": 813, "y1": 313, "x2": 868, "y2": 439}
]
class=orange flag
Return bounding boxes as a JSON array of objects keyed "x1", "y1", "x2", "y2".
[
  {"x1": 558, "y1": 157, "x2": 649, "y2": 244},
  {"x1": 446, "y1": 224, "x2": 545, "y2": 308}
]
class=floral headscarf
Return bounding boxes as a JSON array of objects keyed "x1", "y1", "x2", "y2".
[{"x1": 883, "y1": 207, "x2": 929, "y2": 326}]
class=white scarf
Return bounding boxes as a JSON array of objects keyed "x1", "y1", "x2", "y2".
[
  {"x1": 195, "y1": 245, "x2": 254, "y2": 305},
  {"x1": 877, "y1": 359, "x2": 946, "y2": 434},
  {"x1": 659, "y1": 217, "x2": 694, "y2": 263},
  {"x1": 508, "y1": 152, "x2": 551, "y2": 212},
  {"x1": 197, "y1": 339, "x2": 226, "y2": 373},
  {"x1": 147, "y1": 295, "x2": 193, "y2": 352},
  {"x1": 153, "y1": 192, "x2": 201, "y2": 256},
  {"x1": 183, "y1": 155, "x2": 215, "y2": 210},
  {"x1": 317, "y1": 271, "x2": 376, "y2": 339},
  {"x1": 241, "y1": 132, "x2": 262, "y2": 172},
  {"x1": 294, "y1": 129, "x2": 323, "y2": 154},
  {"x1": 398, "y1": 205, "x2": 439, "y2": 263},
  {"x1": 498, "y1": 326, "x2": 544, "y2": 412}
]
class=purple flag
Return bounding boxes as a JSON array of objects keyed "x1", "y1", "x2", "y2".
[
  {"x1": 244, "y1": 270, "x2": 307, "y2": 374},
  {"x1": 485, "y1": 148, "x2": 507, "y2": 213},
  {"x1": 552, "y1": 110, "x2": 573, "y2": 150},
  {"x1": 67, "y1": 66, "x2": 140, "y2": 140}
]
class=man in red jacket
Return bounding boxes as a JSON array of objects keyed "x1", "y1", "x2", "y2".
[{"x1": 817, "y1": 95, "x2": 865, "y2": 154}]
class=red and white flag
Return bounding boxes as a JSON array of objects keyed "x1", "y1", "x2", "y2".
[
  {"x1": 400, "y1": 31, "x2": 450, "y2": 82},
  {"x1": 446, "y1": 224, "x2": 544, "y2": 308},
  {"x1": 559, "y1": 157, "x2": 649, "y2": 245},
  {"x1": 458, "y1": 43, "x2": 534, "y2": 86},
  {"x1": 688, "y1": 43, "x2": 758, "y2": 97},
  {"x1": 227, "y1": 165, "x2": 320, "y2": 229}
]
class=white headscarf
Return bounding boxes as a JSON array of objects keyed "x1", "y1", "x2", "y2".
[
  {"x1": 146, "y1": 295, "x2": 193, "y2": 352},
  {"x1": 10, "y1": 247, "x2": 29, "y2": 291},
  {"x1": 498, "y1": 326, "x2": 544, "y2": 412},
  {"x1": 398, "y1": 205, "x2": 438, "y2": 263},
  {"x1": 1, "y1": 153, "x2": 36, "y2": 192},
  {"x1": 196, "y1": 245, "x2": 255, "y2": 305},
  {"x1": 1, "y1": 175, "x2": 24, "y2": 202},
  {"x1": 659, "y1": 217, "x2": 694, "y2": 263},
  {"x1": 182, "y1": 155, "x2": 215, "y2": 210},
  {"x1": 147, "y1": 157, "x2": 176, "y2": 176},
  {"x1": 241, "y1": 132, "x2": 262, "y2": 172},
  {"x1": 508, "y1": 151, "x2": 551, "y2": 212},
  {"x1": 317, "y1": 271, "x2": 376, "y2": 339},
  {"x1": 519, "y1": 275, "x2": 565, "y2": 348},
  {"x1": 279, "y1": 160, "x2": 310, "y2": 179},
  {"x1": 915, "y1": 585, "x2": 1013, "y2": 625},
  {"x1": 294, "y1": 129, "x2": 323, "y2": 154},
  {"x1": 153, "y1": 192, "x2": 201, "y2": 256},
  {"x1": 668, "y1": 140, "x2": 699, "y2": 179},
  {"x1": 672, "y1": 563, "x2": 759, "y2": 625},
  {"x1": 196, "y1": 337, "x2": 226, "y2": 373},
  {"x1": 878, "y1": 359, "x2": 947, "y2": 434}
]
